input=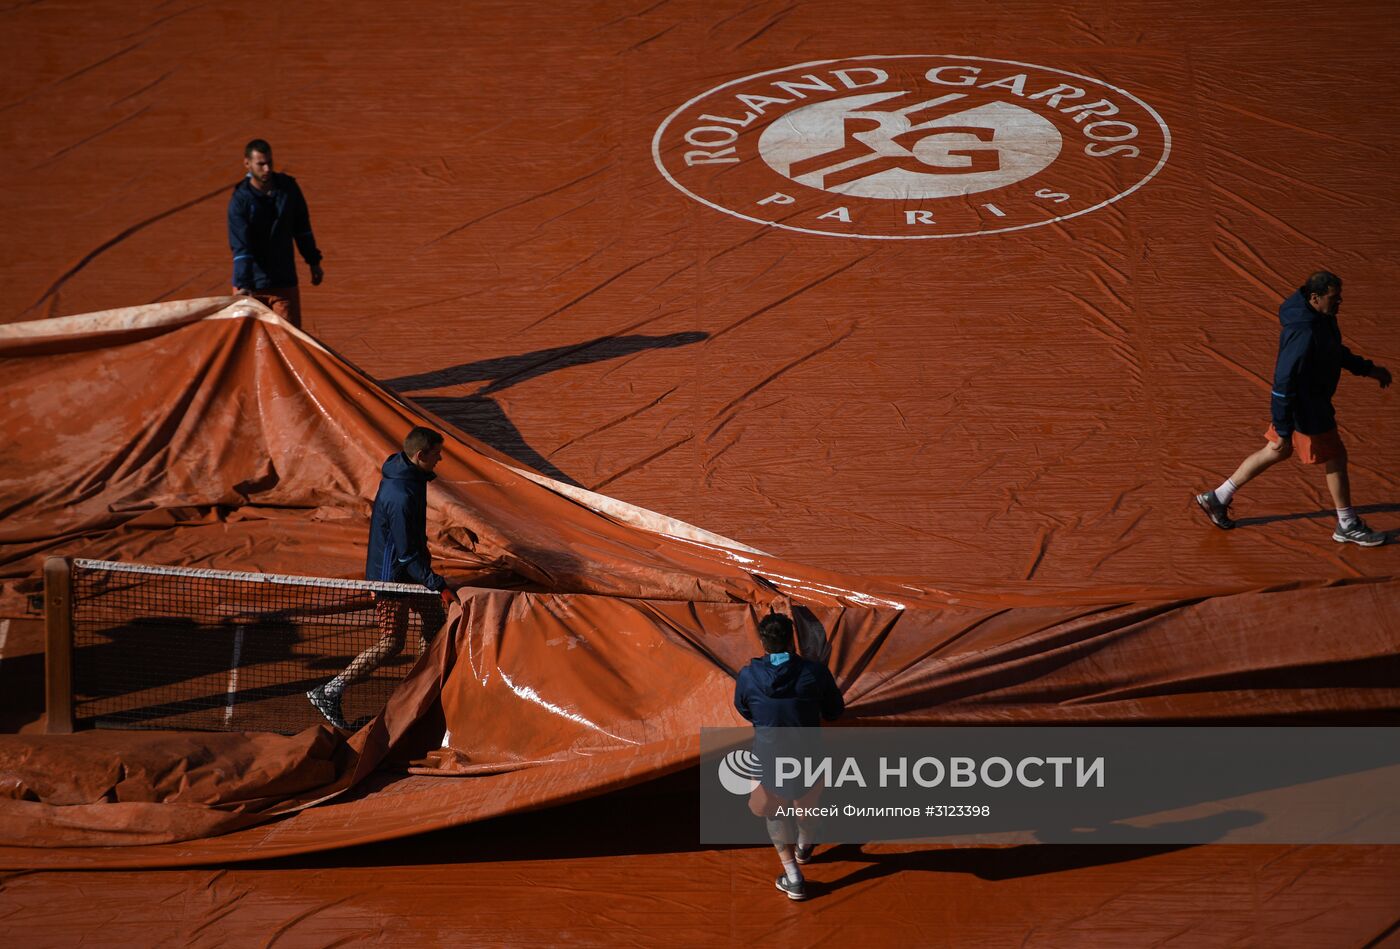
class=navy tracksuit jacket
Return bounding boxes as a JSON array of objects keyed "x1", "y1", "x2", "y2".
[
  {"x1": 364, "y1": 452, "x2": 446, "y2": 592},
  {"x1": 227, "y1": 173, "x2": 322, "y2": 291},
  {"x1": 1270, "y1": 290, "x2": 1375, "y2": 437}
]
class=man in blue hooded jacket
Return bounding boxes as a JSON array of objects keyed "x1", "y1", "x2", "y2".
[
  {"x1": 1195, "y1": 271, "x2": 1391, "y2": 545},
  {"x1": 228, "y1": 138, "x2": 324, "y2": 328},
  {"x1": 734, "y1": 612, "x2": 844, "y2": 901},
  {"x1": 308, "y1": 427, "x2": 453, "y2": 728}
]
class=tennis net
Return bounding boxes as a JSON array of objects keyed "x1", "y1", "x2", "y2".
[{"x1": 45, "y1": 558, "x2": 446, "y2": 735}]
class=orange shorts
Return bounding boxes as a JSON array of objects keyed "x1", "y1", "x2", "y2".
[
  {"x1": 235, "y1": 286, "x2": 302, "y2": 328},
  {"x1": 1265, "y1": 424, "x2": 1346, "y2": 465}
]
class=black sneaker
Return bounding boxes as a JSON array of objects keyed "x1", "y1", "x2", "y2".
[
  {"x1": 307, "y1": 684, "x2": 350, "y2": 729},
  {"x1": 1333, "y1": 519, "x2": 1386, "y2": 547},
  {"x1": 795, "y1": 844, "x2": 815, "y2": 865},
  {"x1": 1194, "y1": 491, "x2": 1234, "y2": 530},
  {"x1": 775, "y1": 873, "x2": 807, "y2": 901}
]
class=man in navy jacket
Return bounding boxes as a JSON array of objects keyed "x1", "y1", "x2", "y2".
[
  {"x1": 1196, "y1": 271, "x2": 1391, "y2": 545},
  {"x1": 734, "y1": 612, "x2": 844, "y2": 900},
  {"x1": 228, "y1": 138, "x2": 324, "y2": 328},
  {"x1": 309, "y1": 427, "x2": 453, "y2": 729}
]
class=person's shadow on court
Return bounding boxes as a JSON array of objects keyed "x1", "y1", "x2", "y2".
[
  {"x1": 1232, "y1": 501, "x2": 1400, "y2": 542},
  {"x1": 793, "y1": 810, "x2": 1262, "y2": 898},
  {"x1": 383, "y1": 332, "x2": 709, "y2": 488},
  {"x1": 795, "y1": 839, "x2": 1198, "y2": 899}
]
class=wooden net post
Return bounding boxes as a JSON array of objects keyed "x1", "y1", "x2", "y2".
[{"x1": 43, "y1": 557, "x2": 74, "y2": 734}]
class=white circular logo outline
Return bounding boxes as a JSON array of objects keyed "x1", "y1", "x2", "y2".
[
  {"x1": 717, "y1": 747, "x2": 762, "y2": 795},
  {"x1": 652, "y1": 54, "x2": 1173, "y2": 240}
]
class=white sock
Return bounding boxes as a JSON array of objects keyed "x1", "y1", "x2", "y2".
[
  {"x1": 1214, "y1": 479, "x2": 1237, "y2": 505},
  {"x1": 779, "y1": 853, "x2": 802, "y2": 884},
  {"x1": 324, "y1": 675, "x2": 347, "y2": 698},
  {"x1": 797, "y1": 826, "x2": 814, "y2": 850},
  {"x1": 1337, "y1": 507, "x2": 1357, "y2": 528}
]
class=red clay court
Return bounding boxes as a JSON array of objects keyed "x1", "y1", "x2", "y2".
[{"x1": 2, "y1": 1, "x2": 1398, "y2": 945}]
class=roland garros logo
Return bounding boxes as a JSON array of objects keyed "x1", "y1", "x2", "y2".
[{"x1": 653, "y1": 55, "x2": 1171, "y2": 239}]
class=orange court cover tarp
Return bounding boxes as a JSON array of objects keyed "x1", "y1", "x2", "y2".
[
  {"x1": 0, "y1": 300, "x2": 1396, "y2": 870},
  {"x1": 3, "y1": 0, "x2": 1400, "y2": 942}
]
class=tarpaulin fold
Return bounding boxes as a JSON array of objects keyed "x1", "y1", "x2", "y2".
[{"x1": 0, "y1": 302, "x2": 1396, "y2": 868}]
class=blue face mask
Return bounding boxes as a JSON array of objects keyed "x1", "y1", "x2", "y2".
[{"x1": 768, "y1": 652, "x2": 790, "y2": 666}]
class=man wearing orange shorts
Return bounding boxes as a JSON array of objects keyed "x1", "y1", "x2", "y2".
[
  {"x1": 1195, "y1": 271, "x2": 1391, "y2": 545},
  {"x1": 228, "y1": 139, "x2": 324, "y2": 328},
  {"x1": 308, "y1": 427, "x2": 454, "y2": 729},
  {"x1": 734, "y1": 613, "x2": 845, "y2": 901}
]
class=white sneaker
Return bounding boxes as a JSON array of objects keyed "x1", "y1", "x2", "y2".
[
  {"x1": 1332, "y1": 519, "x2": 1386, "y2": 547},
  {"x1": 775, "y1": 873, "x2": 807, "y2": 901},
  {"x1": 307, "y1": 684, "x2": 350, "y2": 729}
]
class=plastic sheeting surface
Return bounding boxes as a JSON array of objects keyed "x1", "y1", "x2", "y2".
[
  {"x1": 3, "y1": 3, "x2": 1399, "y2": 594},
  {"x1": 2, "y1": 0, "x2": 1399, "y2": 942},
  {"x1": 7, "y1": 301, "x2": 1394, "y2": 866}
]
